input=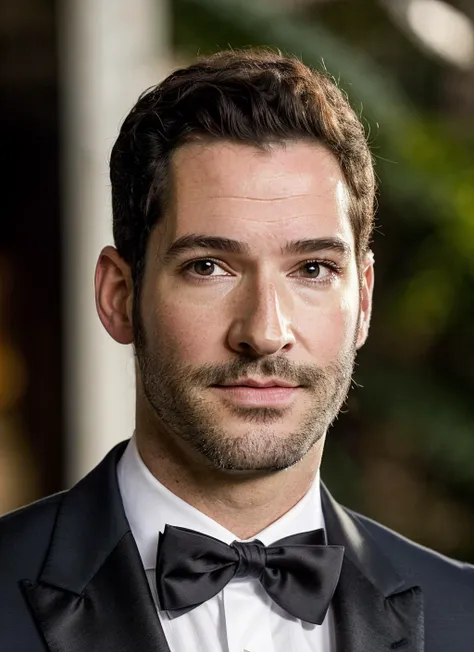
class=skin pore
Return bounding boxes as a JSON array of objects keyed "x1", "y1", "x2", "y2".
[{"x1": 95, "y1": 140, "x2": 374, "y2": 539}]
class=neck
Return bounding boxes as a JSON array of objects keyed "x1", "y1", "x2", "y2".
[{"x1": 135, "y1": 404, "x2": 325, "y2": 540}]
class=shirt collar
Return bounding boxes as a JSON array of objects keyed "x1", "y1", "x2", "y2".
[{"x1": 117, "y1": 435, "x2": 325, "y2": 571}]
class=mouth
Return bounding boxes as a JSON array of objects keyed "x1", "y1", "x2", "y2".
[
  {"x1": 217, "y1": 378, "x2": 299, "y2": 389},
  {"x1": 211, "y1": 378, "x2": 300, "y2": 408}
]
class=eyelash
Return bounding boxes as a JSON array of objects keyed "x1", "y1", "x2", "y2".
[{"x1": 181, "y1": 257, "x2": 342, "y2": 285}]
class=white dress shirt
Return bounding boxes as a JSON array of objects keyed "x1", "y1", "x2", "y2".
[{"x1": 117, "y1": 436, "x2": 335, "y2": 652}]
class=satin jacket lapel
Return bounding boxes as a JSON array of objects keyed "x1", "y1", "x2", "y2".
[
  {"x1": 21, "y1": 442, "x2": 171, "y2": 652},
  {"x1": 322, "y1": 485, "x2": 424, "y2": 652}
]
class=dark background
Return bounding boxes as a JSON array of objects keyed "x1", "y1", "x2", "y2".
[{"x1": 1, "y1": 0, "x2": 473, "y2": 561}]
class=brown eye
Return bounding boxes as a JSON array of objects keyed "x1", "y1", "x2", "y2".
[
  {"x1": 193, "y1": 260, "x2": 216, "y2": 276},
  {"x1": 301, "y1": 262, "x2": 321, "y2": 277}
]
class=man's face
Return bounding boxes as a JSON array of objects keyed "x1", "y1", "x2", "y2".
[{"x1": 134, "y1": 140, "x2": 373, "y2": 472}]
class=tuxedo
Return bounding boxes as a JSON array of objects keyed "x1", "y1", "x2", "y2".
[
  {"x1": 117, "y1": 435, "x2": 334, "y2": 652},
  {"x1": 0, "y1": 441, "x2": 473, "y2": 652}
]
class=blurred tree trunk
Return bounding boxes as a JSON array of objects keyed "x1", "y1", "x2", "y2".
[{"x1": 59, "y1": 0, "x2": 172, "y2": 484}]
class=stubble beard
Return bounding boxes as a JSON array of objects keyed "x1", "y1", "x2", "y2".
[{"x1": 134, "y1": 318, "x2": 358, "y2": 473}]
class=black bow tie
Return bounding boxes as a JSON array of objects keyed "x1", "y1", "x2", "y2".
[{"x1": 155, "y1": 524, "x2": 344, "y2": 625}]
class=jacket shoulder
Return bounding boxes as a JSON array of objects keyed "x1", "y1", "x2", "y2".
[
  {"x1": 0, "y1": 492, "x2": 65, "y2": 577},
  {"x1": 0, "y1": 493, "x2": 69, "y2": 651},
  {"x1": 349, "y1": 507, "x2": 474, "y2": 597}
]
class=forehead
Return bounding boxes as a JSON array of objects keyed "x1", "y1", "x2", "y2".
[{"x1": 160, "y1": 140, "x2": 354, "y2": 252}]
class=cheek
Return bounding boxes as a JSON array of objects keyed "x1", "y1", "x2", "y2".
[
  {"x1": 298, "y1": 293, "x2": 359, "y2": 365},
  {"x1": 148, "y1": 296, "x2": 224, "y2": 364}
]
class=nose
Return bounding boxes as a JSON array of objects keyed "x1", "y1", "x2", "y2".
[{"x1": 226, "y1": 278, "x2": 295, "y2": 357}]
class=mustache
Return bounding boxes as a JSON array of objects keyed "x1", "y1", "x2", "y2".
[{"x1": 185, "y1": 357, "x2": 329, "y2": 388}]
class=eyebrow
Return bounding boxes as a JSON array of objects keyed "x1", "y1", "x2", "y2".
[
  {"x1": 162, "y1": 234, "x2": 351, "y2": 263},
  {"x1": 282, "y1": 237, "x2": 351, "y2": 258}
]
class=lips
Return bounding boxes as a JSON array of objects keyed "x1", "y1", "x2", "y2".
[
  {"x1": 211, "y1": 379, "x2": 299, "y2": 408},
  {"x1": 217, "y1": 378, "x2": 297, "y2": 389}
]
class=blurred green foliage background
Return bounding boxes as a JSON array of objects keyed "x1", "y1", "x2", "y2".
[{"x1": 172, "y1": 0, "x2": 474, "y2": 560}]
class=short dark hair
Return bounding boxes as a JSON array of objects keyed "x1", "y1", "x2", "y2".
[{"x1": 110, "y1": 48, "x2": 375, "y2": 289}]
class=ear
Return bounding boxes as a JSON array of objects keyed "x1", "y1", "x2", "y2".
[
  {"x1": 95, "y1": 246, "x2": 134, "y2": 345},
  {"x1": 356, "y1": 250, "x2": 374, "y2": 349}
]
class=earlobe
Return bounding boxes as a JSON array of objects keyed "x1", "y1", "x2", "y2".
[
  {"x1": 356, "y1": 251, "x2": 375, "y2": 349},
  {"x1": 95, "y1": 246, "x2": 134, "y2": 345}
]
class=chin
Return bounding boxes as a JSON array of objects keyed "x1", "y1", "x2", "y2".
[{"x1": 194, "y1": 427, "x2": 321, "y2": 474}]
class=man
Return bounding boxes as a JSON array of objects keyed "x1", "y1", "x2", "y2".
[{"x1": 0, "y1": 49, "x2": 472, "y2": 652}]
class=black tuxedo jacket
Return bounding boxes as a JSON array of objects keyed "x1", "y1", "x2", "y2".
[{"x1": 0, "y1": 441, "x2": 473, "y2": 652}]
